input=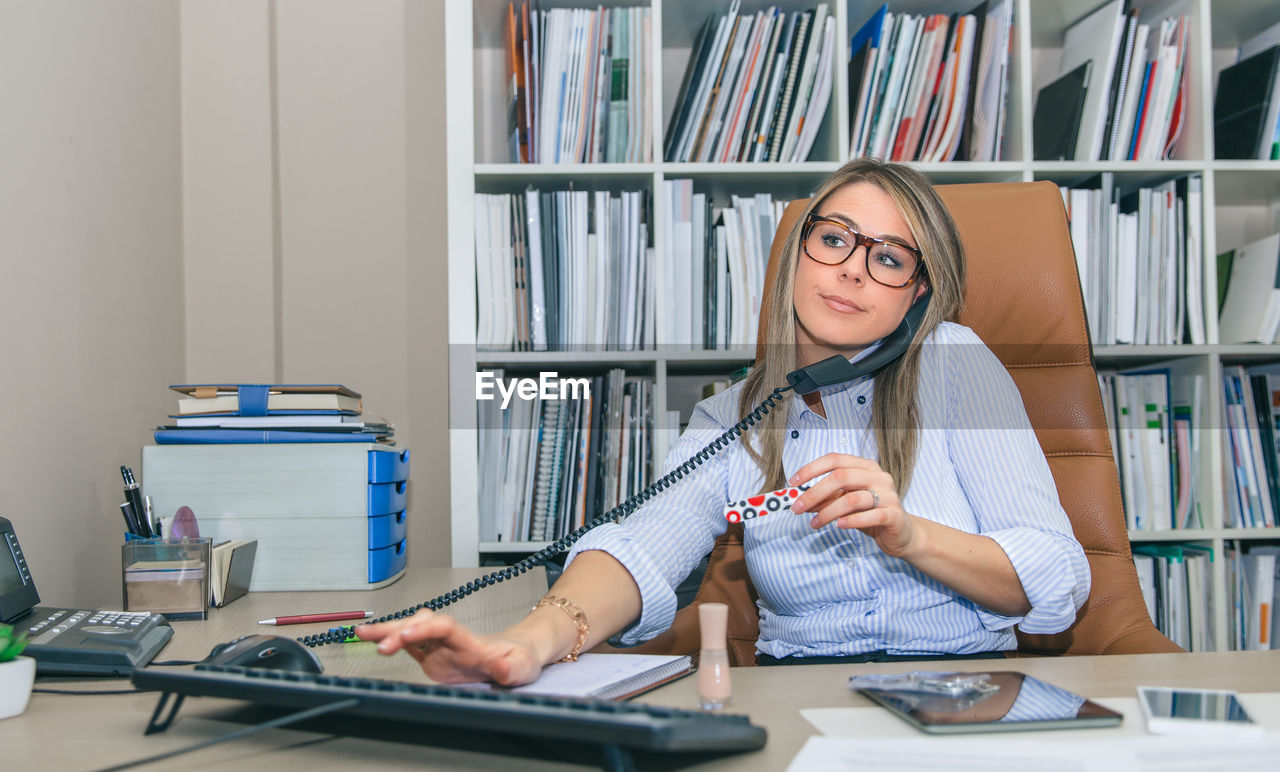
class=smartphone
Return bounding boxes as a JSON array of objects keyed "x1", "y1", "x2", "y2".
[{"x1": 1136, "y1": 686, "x2": 1262, "y2": 737}]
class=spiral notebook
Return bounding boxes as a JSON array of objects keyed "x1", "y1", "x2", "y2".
[{"x1": 463, "y1": 653, "x2": 693, "y2": 701}]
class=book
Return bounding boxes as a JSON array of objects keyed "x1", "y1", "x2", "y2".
[
  {"x1": 1218, "y1": 232, "x2": 1280, "y2": 344},
  {"x1": 153, "y1": 428, "x2": 392, "y2": 444},
  {"x1": 1213, "y1": 45, "x2": 1280, "y2": 160},
  {"x1": 1243, "y1": 548, "x2": 1277, "y2": 649},
  {"x1": 172, "y1": 384, "x2": 362, "y2": 416},
  {"x1": 1033, "y1": 61, "x2": 1091, "y2": 160},
  {"x1": 210, "y1": 539, "x2": 257, "y2": 608},
  {"x1": 464, "y1": 653, "x2": 692, "y2": 700},
  {"x1": 171, "y1": 415, "x2": 366, "y2": 427},
  {"x1": 1059, "y1": 0, "x2": 1125, "y2": 162}
]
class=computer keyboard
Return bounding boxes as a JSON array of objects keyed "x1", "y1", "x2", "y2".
[{"x1": 132, "y1": 664, "x2": 767, "y2": 757}]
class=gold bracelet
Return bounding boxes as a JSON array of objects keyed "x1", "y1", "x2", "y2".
[{"x1": 533, "y1": 595, "x2": 588, "y2": 662}]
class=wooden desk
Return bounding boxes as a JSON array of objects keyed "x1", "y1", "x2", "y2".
[{"x1": 6, "y1": 570, "x2": 1279, "y2": 771}]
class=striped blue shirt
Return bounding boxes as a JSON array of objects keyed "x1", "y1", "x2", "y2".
[{"x1": 566, "y1": 322, "x2": 1090, "y2": 657}]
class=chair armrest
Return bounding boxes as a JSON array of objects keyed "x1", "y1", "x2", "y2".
[{"x1": 1099, "y1": 627, "x2": 1185, "y2": 655}]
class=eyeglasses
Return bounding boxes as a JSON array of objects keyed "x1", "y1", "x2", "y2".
[{"x1": 801, "y1": 213, "x2": 925, "y2": 288}]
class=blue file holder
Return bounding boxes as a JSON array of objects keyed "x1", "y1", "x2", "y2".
[
  {"x1": 368, "y1": 449, "x2": 410, "y2": 483},
  {"x1": 368, "y1": 510, "x2": 407, "y2": 550},
  {"x1": 369, "y1": 538, "x2": 407, "y2": 583},
  {"x1": 368, "y1": 480, "x2": 407, "y2": 516}
]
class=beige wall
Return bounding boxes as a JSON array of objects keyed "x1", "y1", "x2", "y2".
[
  {"x1": 0, "y1": 1, "x2": 184, "y2": 606},
  {"x1": 180, "y1": 0, "x2": 451, "y2": 571},
  {"x1": 2, "y1": 0, "x2": 451, "y2": 609}
]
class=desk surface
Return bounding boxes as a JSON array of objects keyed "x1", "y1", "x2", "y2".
[{"x1": 6, "y1": 570, "x2": 1280, "y2": 771}]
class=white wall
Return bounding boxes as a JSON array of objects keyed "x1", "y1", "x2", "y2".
[{"x1": 0, "y1": 0, "x2": 184, "y2": 606}]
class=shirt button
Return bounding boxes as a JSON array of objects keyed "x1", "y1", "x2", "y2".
[
  {"x1": 791, "y1": 430, "x2": 799, "y2": 439},
  {"x1": 857, "y1": 395, "x2": 867, "y2": 405}
]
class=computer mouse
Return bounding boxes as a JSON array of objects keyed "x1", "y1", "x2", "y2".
[{"x1": 202, "y1": 634, "x2": 324, "y2": 673}]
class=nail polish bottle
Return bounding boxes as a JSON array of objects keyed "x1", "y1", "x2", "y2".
[{"x1": 697, "y1": 602, "x2": 731, "y2": 710}]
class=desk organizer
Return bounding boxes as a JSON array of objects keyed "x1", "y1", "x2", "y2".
[
  {"x1": 121, "y1": 536, "x2": 212, "y2": 620},
  {"x1": 140, "y1": 444, "x2": 409, "y2": 591}
]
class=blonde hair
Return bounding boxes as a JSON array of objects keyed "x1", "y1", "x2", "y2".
[{"x1": 738, "y1": 158, "x2": 966, "y2": 495}]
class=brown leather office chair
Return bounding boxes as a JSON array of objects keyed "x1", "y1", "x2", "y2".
[{"x1": 626, "y1": 181, "x2": 1181, "y2": 663}]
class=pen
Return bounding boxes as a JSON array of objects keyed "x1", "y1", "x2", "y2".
[
  {"x1": 121, "y1": 466, "x2": 149, "y2": 537},
  {"x1": 119, "y1": 502, "x2": 139, "y2": 535},
  {"x1": 120, "y1": 501, "x2": 142, "y2": 536},
  {"x1": 144, "y1": 495, "x2": 157, "y2": 537},
  {"x1": 258, "y1": 611, "x2": 375, "y2": 626}
]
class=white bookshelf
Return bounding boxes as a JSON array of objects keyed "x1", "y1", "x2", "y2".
[{"x1": 446, "y1": 0, "x2": 1280, "y2": 649}]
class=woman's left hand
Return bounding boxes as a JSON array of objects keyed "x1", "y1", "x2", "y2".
[{"x1": 789, "y1": 453, "x2": 920, "y2": 560}]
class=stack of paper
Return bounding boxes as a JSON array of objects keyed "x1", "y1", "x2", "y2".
[
  {"x1": 660, "y1": 181, "x2": 786, "y2": 349},
  {"x1": 1059, "y1": 174, "x2": 1204, "y2": 346},
  {"x1": 664, "y1": 2, "x2": 836, "y2": 163},
  {"x1": 474, "y1": 189, "x2": 650, "y2": 351},
  {"x1": 1044, "y1": 2, "x2": 1190, "y2": 162},
  {"x1": 477, "y1": 368, "x2": 650, "y2": 544},
  {"x1": 849, "y1": 0, "x2": 1012, "y2": 162},
  {"x1": 504, "y1": 3, "x2": 650, "y2": 163}
]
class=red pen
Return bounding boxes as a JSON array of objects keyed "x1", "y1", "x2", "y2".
[{"x1": 258, "y1": 611, "x2": 374, "y2": 626}]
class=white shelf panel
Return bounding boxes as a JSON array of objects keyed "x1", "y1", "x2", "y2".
[
  {"x1": 475, "y1": 163, "x2": 656, "y2": 176},
  {"x1": 660, "y1": 161, "x2": 841, "y2": 175},
  {"x1": 475, "y1": 349, "x2": 661, "y2": 366},
  {"x1": 1219, "y1": 528, "x2": 1280, "y2": 540},
  {"x1": 1094, "y1": 344, "x2": 1215, "y2": 359},
  {"x1": 1129, "y1": 528, "x2": 1280, "y2": 541},
  {"x1": 479, "y1": 541, "x2": 552, "y2": 553},
  {"x1": 1031, "y1": 160, "x2": 1205, "y2": 174}
]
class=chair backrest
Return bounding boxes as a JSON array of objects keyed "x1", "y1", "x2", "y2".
[{"x1": 623, "y1": 181, "x2": 1178, "y2": 664}]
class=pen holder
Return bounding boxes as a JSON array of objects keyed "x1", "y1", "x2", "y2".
[{"x1": 121, "y1": 536, "x2": 212, "y2": 621}]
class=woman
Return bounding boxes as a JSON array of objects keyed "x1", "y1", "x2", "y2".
[{"x1": 357, "y1": 158, "x2": 1090, "y2": 683}]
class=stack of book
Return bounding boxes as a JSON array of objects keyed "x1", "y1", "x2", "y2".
[
  {"x1": 1059, "y1": 174, "x2": 1204, "y2": 346},
  {"x1": 1226, "y1": 545, "x2": 1280, "y2": 651},
  {"x1": 849, "y1": 0, "x2": 1013, "y2": 163},
  {"x1": 477, "y1": 368, "x2": 651, "y2": 544},
  {"x1": 1097, "y1": 369, "x2": 1201, "y2": 532},
  {"x1": 661, "y1": 181, "x2": 786, "y2": 349},
  {"x1": 1034, "y1": 2, "x2": 1189, "y2": 162},
  {"x1": 1132, "y1": 543, "x2": 1213, "y2": 652},
  {"x1": 1220, "y1": 365, "x2": 1280, "y2": 531},
  {"x1": 474, "y1": 188, "x2": 651, "y2": 351},
  {"x1": 154, "y1": 384, "x2": 393, "y2": 444},
  {"x1": 505, "y1": 2, "x2": 650, "y2": 164},
  {"x1": 664, "y1": 2, "x2": 836, "y2": 163}
]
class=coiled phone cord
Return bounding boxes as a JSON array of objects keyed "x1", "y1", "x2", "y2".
[{"x1": 300, "y1": 383, "x2": 794, "y2": 647}]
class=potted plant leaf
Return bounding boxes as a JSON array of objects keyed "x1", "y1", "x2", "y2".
[{"x1": 0, "y1": 623, "x2": 34, "y2": 719}]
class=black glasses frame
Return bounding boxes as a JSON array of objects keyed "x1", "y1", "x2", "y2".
[{"x1": 801, "y1": 212, "x2": 926, "y2": 288}]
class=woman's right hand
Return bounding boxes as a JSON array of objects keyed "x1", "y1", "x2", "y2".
[{"x1": 355, "y1": 609, "x2": 544, "y2": 687}]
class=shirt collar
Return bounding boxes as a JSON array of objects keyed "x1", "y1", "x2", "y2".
[{"x1": 790, "y1": 340, "x2": 883, "y2": 417}]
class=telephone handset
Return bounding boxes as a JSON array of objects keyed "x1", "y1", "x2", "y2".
[
  {"x1": 302, "y1": 292, "x2": 933, "y2": 647},
  {"x1": 786, "y1": 289, "x2": 931, "y2": 393}
]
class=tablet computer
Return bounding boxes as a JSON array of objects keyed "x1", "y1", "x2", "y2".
[{"x1": 856, "y1": 671, "x2": 1123, "y2": 734}]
